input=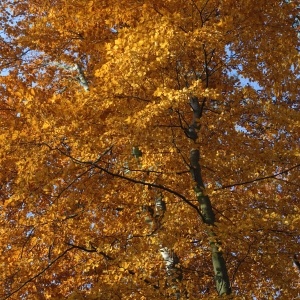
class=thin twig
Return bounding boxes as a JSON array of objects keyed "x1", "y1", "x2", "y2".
[
  {"x1": 218, "y1": 164, "x2": 300, "y2": 190},
  {"x1": 3, "y1": 247, "x2": 74, "y2": 300}
]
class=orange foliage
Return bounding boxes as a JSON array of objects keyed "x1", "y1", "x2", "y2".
[{"x1": 0, "y1": 0, "x2": 299, "y2": 299}]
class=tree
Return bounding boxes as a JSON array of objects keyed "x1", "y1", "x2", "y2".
[{"x1": 0, "y1": 0, "x2": 299, "y2": 299}]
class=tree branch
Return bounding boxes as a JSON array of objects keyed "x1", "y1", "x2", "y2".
[
  {"x1": 218, "y1": 163, "x2": 300, "y2": 190},
  {"x1": 42, "y1": 143, "x2": 205, "y2": 219},
  {"x1": 66, "y1": 242, "x2": 114, "y2": 260},
  {"x1": 3, "y1": 247, "x2": 74, "y2": 300}
]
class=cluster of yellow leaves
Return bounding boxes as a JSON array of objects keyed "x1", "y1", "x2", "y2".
[{"x1": 0, "y1": 0, "x2": 299, "y2": 299}]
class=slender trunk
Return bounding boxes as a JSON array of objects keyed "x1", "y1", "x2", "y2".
[
  {"x1": 188, "y1": 95, "x2": 231, "y2": 296},
  {"x1": 191, "y1": 149, "x2": 231, "y2": 295},
  {"x1": 160, "y1": 247, "x2": 182, "y2": 300},
  {"x1": 133, "y1": 147, "x2": 183, "y2": 299}
]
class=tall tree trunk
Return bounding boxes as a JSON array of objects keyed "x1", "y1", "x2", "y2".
[
  {"x1": 191, "y1": 149, "x2": 231, "y2": 296},
  {"x1": 133, "y1": 147, "x2": 183, "y2": 299},
  {"x1": 188, "y1": 93, "x2": 232, "y2": 296}
]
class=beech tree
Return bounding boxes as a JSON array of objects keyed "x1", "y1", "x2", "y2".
[{"x1": 0, "y1": 0, "x2": 299, "y2": 299}]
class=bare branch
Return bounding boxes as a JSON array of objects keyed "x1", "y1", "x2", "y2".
[{"x1": 218, "y1": 164, "x2": 300, "y2": 190}]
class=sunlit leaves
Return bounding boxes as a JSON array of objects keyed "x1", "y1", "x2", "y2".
[{"x1": 0, "y1": 0, "x2": 299, "y2": 299}]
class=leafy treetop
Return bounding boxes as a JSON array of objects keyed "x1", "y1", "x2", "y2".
[{"x1": 0, "y1": 0, "x2": 299, "y2": 299}]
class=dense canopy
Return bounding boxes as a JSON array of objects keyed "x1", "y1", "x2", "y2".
[{"x1": 0, "y1": 0, "x2": 299, "y2": 299}]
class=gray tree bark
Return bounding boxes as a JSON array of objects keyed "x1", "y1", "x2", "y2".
[{"x1": 188, "y1": 94, "x2": 231, "y2": 296}]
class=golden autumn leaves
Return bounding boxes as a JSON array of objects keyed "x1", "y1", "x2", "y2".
[{"x1": 0, "y1": 0, "x2": 299, "y2": 299}]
